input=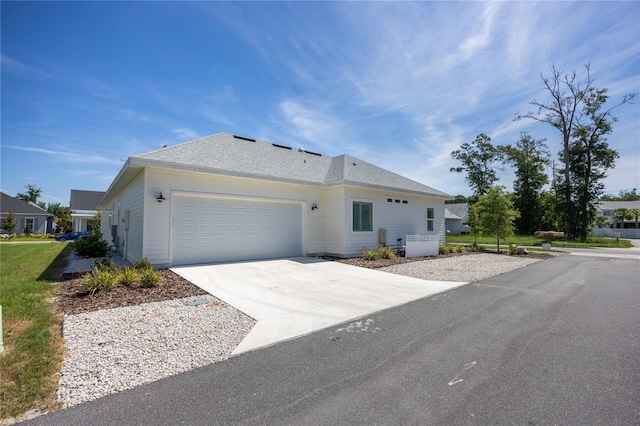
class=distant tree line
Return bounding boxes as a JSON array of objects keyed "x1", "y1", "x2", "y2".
[{"x1": 449, "y1": 63, "x2": 636, "y2": 241}]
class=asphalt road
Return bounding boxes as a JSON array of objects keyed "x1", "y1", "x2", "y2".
[{"x1": 25, "y1": 252, "x2": 639, "y2": 425}]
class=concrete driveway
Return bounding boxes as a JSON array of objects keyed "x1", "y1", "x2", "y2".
[{"x1": 172, "y1": 257, "x2": 466, "y2": 354}]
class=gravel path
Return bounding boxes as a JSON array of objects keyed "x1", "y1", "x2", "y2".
[
  {"x1": 57, "y1": 253, "x2": 542, "y2": 408},
  {"x1": 379, "y1": 253, "x2": 541, "y2": 282}
]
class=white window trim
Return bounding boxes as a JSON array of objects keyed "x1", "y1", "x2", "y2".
[{"x1": 426, "y1": 206, "x2": 435, "y2": 233}]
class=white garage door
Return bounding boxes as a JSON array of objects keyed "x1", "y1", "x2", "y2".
[{"x1": 172, "y1": 196, "x2": 303, "y2": 265}]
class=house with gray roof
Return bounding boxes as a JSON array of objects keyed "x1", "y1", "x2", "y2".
[
  {"x1": 1, "y1": 192, "x2": 54, "y2": 234},
  {"x1": 444, "y1": 203, "x2": 469, "y2": 236},
  {"x1": 98, "y1": 132, "x2": 452, "y2": 267},
  {"x1": 70, "y1": 189, "x2": 105, "y2": 232}
]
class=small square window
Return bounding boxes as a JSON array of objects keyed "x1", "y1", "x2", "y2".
[
  {"x1": 395, "y1": 199, "x2": 400, "y2": 203},
  {"x1": 402, "y1": 200, "x2": 408, "y2": 204},
  {"x1": 387, "y1": 198, "x2": 393, "y2": 203}
]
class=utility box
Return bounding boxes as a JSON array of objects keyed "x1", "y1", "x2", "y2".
[{"x1": 378, "y1": 228, "x2": 387, "y2": 245}]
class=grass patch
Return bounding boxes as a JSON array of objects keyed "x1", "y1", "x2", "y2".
[
  {"x1": 446, "y1": 235, "x2": 633, "y2": 248},
  {"x1": 0, "y1": 243, "x2": 69, "y2": 420}
]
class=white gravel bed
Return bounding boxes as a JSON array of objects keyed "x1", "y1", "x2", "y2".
[
  {"x1": 63, "y1": 251, "x2": 131, "y2": 274},
  {"x1": 57, "y1": 295, "x2": 255, "y2": 408},
  {"x1": 379, "y1": 253, "x2": 542, "y2": 282}
]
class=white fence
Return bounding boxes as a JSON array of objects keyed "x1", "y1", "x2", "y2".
[
  {"x1": 592, "y1": 228, "x2": 640, "y2": 239},
  {"x1": 405, "y1": 234, "x2": 439, "y2": 258}
]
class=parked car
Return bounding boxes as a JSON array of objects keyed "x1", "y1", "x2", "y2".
[{"x1": 55, "y1": 231, "x2": 89, "y2": 241}]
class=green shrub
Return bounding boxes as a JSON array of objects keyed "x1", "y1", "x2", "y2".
[
  {"x1": 377, "y1": 247, "x2": 396, "y2": 259},
  {"x1": 362, "y1": 249, "x2": 379, "y2": 260},
  {"x1": 439, "y1": 244, "x2": 455, "y2": 254},
  {"x1": 508, "y1": 244, "x2": 518, "y2": 255},
  {"x1": 94, "y1": 257, "x2": 116, "y2": 271},
  {"x1": 74, "y1": 235, "x2": 108, "y2": 257},
  {"x1": 133, "y1": 257, "x2": 152, "y2": 270},
  {"x1": 117, "y1": 266, "x2": 138, "y2": 286},
  {"x1": 470, "y1": 243, "x2": 486, "y2": 252},
  {"x1": 138, "y1": 267, "x2": 161, "y2": 288},
  {"x1": 82, "y1": 267, "x2": 118, "y2": 295}
]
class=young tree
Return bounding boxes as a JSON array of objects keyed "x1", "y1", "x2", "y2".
[
  {"x1": 503, "y1": 132, "x2": 550, "y2": 235},
  {"x1": 594, "y1": 215, "x2": 610, "y2": 229},
  {"x1": 516, "y1": 64, "x2": 636, "y2": 239},
  {"x1": 450, "y1": 133, "x2": 505, "y2": 197},
  {"x1": 16, "y1": 184, "x2": 42, "y2": 204},
  {"x1": 474, "y1": 186, "x2": 520, "y2": 253},
  {"x1": 629, "y1": 208, "x2": 640, "y2": 229},
  {"x1": 612, "y1": 208, "x2": 628, "y2": 228},
  {"x1": 47, "y1": 203, "x2": 72, "y2": 233},
  {"x1": 1, "y1": 212, "x2": 17, "y2": 233}
]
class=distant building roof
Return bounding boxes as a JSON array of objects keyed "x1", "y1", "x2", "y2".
[
  {"x1": 445, "y1": 203, "x2": 469, "y2": 220},
  {"x1": 105, "y1": 132, "x2": 452, "y2": 201},
  {"x1": 0, "y1": 192, "x2": 51, "y2": 216},
  {"x1": 597, "y1": 200, "x2": 640, "y2": 211},
  {"x1": 70, "y1": 190, "x2": 106, "y2": 211}
]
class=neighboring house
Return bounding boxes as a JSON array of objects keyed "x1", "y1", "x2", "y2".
[
  {"x1": 0, "y1": 192, "x2": 54, "y2": 234},
  {"x1": 445, "y1": 203, "x2": 469, "y2": 236},
  {"x1": 98, "y1": 132, "x2": 453, "y2": 267},
  {"x1": 596, "y1": 200, "x2": 640, "y2": 228},
  {"x1": 70, "y1": 189, "x2": 105, "y2": 232}
]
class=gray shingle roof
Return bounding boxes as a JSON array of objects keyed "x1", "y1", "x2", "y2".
[
  {"x1": 445, "y1": 203, "x2": 469, "y2": 219},
  {"x1": 70, "y1": 190, "x2": 106, "y2": 211},
  {"x1": 134, "y1": 133, "x2": 450, "y2": 198},
  {"x1": 0, "y1": 192, "x2": 51, "y2": 215}
]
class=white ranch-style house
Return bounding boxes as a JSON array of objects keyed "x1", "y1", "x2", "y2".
[{"x1": 98, "y1": 133, "x2": 452, "y2": 267}]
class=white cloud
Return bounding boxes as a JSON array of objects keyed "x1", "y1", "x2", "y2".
[{"x1": 4, "y1": 145, "x2": 122, "y2": 166}]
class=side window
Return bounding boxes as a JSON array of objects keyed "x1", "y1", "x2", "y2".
[
  {"x1": 25, "y1": 217, "x2": 35, "y2": 233},
  {"x1": 353, "y1": 201, "x2": 373, "y2": 232},
  {"x1": 426, "y1": 207, "x2": 434, "y2": 232}
]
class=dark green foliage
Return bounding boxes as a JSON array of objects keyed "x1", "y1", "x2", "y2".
[
  {"x1": 450, "y1": 133, "x2": 505, "y2": 197},
  {"x1": 516, "y1": 63, "x2": 636, "y2": 240},
  {"x1": 601, "y1": 189, "x2": 640, "y2": 201},
  {"x1": 503, "y1": 133, "x2": 550, "y2": 235},
  {"x1": 16, "y1": 184, "x2": 42, "y2": 204},
  {"x1": 73, "y1": 235, "x2": 108, "y2": 258}
]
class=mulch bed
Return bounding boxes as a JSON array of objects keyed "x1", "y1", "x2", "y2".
[{"x1": 55, "y1": 270, "x2": 209, "y2": 316}]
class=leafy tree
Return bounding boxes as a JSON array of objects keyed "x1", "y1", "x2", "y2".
[
  {"x1": 446, "y1": 194, "x2": 476, "y2": 204},
  {"x1": 474, "y1": 186, "x2": 520, "y2": 253},
  {"x1": 629, "y1": 208, "x2": 640, "y2": 229},
  {"x1": 594, "y1": 215, "x2": 610, "y2": 229},
  {"x1": 1, "y1": 212, "x2": 17, "y2": 233},
  {"x1": 92, "y1": 211, "x2": 102, "y2": 236},
  {"x1": 539, "y1": 190, "x2": 563, "y2": 231},
  {"x1": 503, "y1": 132, "x2": 550, "y2": 235},
  {"x1": 450, "y1": 133, "x2": 505, "y2": 197},
  {"x1": 516, "y1": 63, "x2": 636, "y2": 239},
  {"x1": 16, "y1": 184, "x2": 42, "y2": 205},
  {"x1": 565, "y1": 117, "x2": 619, "y2": 240},
  {"x1": 47, "y1": 203, "x2": 72, "y2": 233},
  {"x1": 612, "y1": 208, "x2": 628, "y2": 228},
  {"x1": 600, "y1": 189, "x2": 640, "y2": 201}
]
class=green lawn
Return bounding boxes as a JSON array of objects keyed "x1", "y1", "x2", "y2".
[
  {"x1": 0, "y1": 242, "x2": 70, "y2": 420},
  {"x1": 446, "y1": 234, "x2": 633, "y2": 248}
]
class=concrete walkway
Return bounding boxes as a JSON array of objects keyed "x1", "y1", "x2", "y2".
[{"x1": 172, "y1": 257, "x2": 467, "y2": 354}]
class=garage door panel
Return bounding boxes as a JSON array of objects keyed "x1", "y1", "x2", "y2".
[{"x1": 173, "y1": 196, "x2": 303, "y2": 265}]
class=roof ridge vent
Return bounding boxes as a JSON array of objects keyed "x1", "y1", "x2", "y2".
[
  {"x1": 297, "y1": 147, "x2": 321, "y2": 156},
  {"x1": 272, "y1": 143, "x2": 292, "y2": 150},
  {"x1": 233, "y1": 134, "x2": 256, "y2": 142}
]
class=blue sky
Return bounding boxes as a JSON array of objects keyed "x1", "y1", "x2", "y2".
[{"x1": 2, "y1": 1, "x2": 639, "y2": 206}]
